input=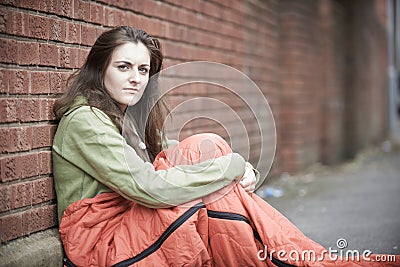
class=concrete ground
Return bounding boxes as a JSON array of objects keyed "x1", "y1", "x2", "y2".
[
  {"x1": 260, "y1": 146, "x2": 400, "y2": 256},
  {"x1": 0, "y1": 228, "x2": 63, "y2": 267}
]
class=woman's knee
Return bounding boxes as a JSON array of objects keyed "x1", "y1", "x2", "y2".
[
  {"x1": 178, "y1": 133, "x2": 232, "y2": 160},
  {"x1": 154, "y1": 133, "x2": 232, "y2": 169}
]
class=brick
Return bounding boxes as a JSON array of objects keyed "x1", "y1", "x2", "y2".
[
  {"x1": 148, "y1": 20, "x2": 167, "y2": 38},
  {"x1": 31, "y1": 124, "x2": 56, "y2": 149},
  {"x1": 31, "y1": 71, "x2": 51, "y2": 94},
  {"x1": 0, "y1": 213, "x2": 23, "y2": 242},
  {"x1": 11, "y1": 181, "x2": 33, "y2": 209},
  {"x1": 38, "y1": 151, "x2": 52, "y2": 175},
  {"x1": 127, "y1": 11, "x2": 141, "y2": 26},
  {"x1": 18, "y1": 98, "x2": 40, "y2": 122},
  {"x1": 150, "y1": 2, "x2": 172, "y2": 21},
  {"x1": 71, "y1": 47, "x2": 80, "y2": 68},
  {"x1": 17, "y1": 152, "x2": 40, "y2": 179},
  {"x1": 78, "y1": 48, "x2": 89, "y2": 68},
  {"x1": 95, "y1": 27, "x2": 106, "y2": 40},
  {"x1": 40, "y1": 98, "x2": 56, "y2": 121},
  {"x1": 104, "y1": 6, "x2": 116, "y2": 26},
  {"x1": 3, "y1": 10, "x2": 29, "y2": 36},
  {"x1": 22, "y1": 205, "x2": 57, "y2": 236},
  {"x1": 49, "y1": 18, "x2": 66, "y2": 42},
  {"x1": 29, "y1": 15, "x2": 49, "y2": 39},
  {"x1": 65, "y1": 22, "x2": 81, "y2": 44},
  {"x1": 138, "y1": 14, "x2": 152, "y2": 33},
  {"x1": 2, "y1": 9, "x2": 15, "y2": 35},
  {"x1": 81, "y1": 24, "x2": 98, "y2": 46},
  {"x1": 89, "y1": 2, "x2": 104, "y2": 24},
  {"x1": 49, "y1": 71, "x2": 70, "y2": 94},
  {"x1": 0, "y1": 98, "x2": 17, "y2": 123},
  {"x1": 0, "y1": 126, "x2": 32, "y2": 153},
  {"x1": 0, "y1": 7, "x2": 6, "y2": 33},
  {"x1": 17, "y1": 41, "x2": 40, "y2": 65},
  {"x1": 5, "y1": 69, "x2": 30, "y2": 94},
  {"x1": 74, "y1": 0, "x2": 90, "y2": 20},
  {"x1": 116, "y1": 11, "x2": 130, "y2": 25},
  {"x1": 40, "y1": 0, "x2": 59, "y2": 14},
  {"x1": 191, "y1": 0, "x2": 204, "y2": 11},
  {"x1": 17, "y1": 0, "x2": 41, "y2": 10},
  {"x1": 0, "y1": 155, "x2": 17, "y2": 182},
  {"x1": 0, "y1": 69, "x2": 7, "y2": 93},
  {"x1": 0, "y1": 185, "x2": 11, "y2": 212},
  {"x1": 201, "y1": 1, "x2": 221, "y2": 19},
  {"x1": 33, "y1": 177, "x2": 55, "y2": 204},
  {"x1": 39, "y1": 43, "x2": 59, "y2": 66},
  {"x1": 58, "y1": 46, "x2": 72, "y2": 68},
  {"x1": 105, "y1": 7, "x2": 130, "y2": 27},
  {"x1": 143, "y1": 1, "x2": 161, "y2": 15},
  {"x1": 0, "y1": 0, "x2": 17, "y2": 6},
  {"x1": 0, "y1": 153, "x2": 40, "y2": 182},
  {"x1": 59, "y1": 0, "x2": 73, "y2": 17},
  {"x1": 0, "y1": 38, "x2": 18, "y2": 64}
]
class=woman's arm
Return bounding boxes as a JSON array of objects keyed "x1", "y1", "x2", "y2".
[{"x1": 57, "y1": 106, "x2": 246, "y2": 207}]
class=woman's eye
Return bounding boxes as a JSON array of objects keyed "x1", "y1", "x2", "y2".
[
  {"x1": 139, "y1": 67, "x2": 149, "y2": 74},
  {"x1": 118, "y1": 65, "x2": 129, "y2": 71}
]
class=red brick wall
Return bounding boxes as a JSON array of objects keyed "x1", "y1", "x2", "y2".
[
  {"x1": 0, "y1": 0, "x2": 388, "y2": 242},
  {"x1": 318, "y1": 0, "x2": 347, "y2": 165},
  {"x1": 340, "y1": 0, "x2": 389, "y2": 157},
  {"x1": 276, "y1": 0, "x2": 388, "y2": 171},
  {"x1": 278, "y1": 0, "x2": 322, "y2": 171}
]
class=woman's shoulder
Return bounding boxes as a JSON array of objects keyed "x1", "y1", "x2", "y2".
[{"x1": 60, "y1": 103, "x2": 117, "y2": 132}]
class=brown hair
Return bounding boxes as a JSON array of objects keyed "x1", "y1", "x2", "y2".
[{"x1": 53, "y1": 26, "x2": 168, "y2": 161}]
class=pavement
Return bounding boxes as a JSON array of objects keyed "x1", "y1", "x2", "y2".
[{"x1": 258, "y1": 146, "x2": 400, "y2": 256}]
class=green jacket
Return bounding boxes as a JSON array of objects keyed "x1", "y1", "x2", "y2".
[{"x1": 52, "y1": 98, "x2": 247, "y2": 222}]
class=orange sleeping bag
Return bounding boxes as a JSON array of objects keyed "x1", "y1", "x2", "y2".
[{"x1": 60, "y1": 133, "x2": 399, "y2": 266}]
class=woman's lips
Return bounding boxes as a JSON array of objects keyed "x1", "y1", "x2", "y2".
[{"x1": 124, "y1": 88, "x2": 139, "y2": 93}]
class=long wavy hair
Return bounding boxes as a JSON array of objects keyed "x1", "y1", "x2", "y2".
[{"x1": 53, "y1": 26, "x2": 168, "y2": 161}]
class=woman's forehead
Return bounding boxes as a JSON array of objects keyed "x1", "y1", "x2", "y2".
[{"x1": 111, "y1": 42, "x2": 150, "y2": 64}]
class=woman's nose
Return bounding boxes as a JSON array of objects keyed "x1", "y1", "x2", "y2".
[{"x1": 129, "y1": 69, "x2": 140, "y2": 83}]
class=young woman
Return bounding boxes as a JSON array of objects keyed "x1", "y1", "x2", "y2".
[
  {"x1": 53, "y1": 26, "x2": 256, "y2": 265},
  {"x1": 53, "y1": 26, "x2": 398, "y2": 267}
]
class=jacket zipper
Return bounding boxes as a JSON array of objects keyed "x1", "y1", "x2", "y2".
[{"x1": 111, "y1": 202, "x2": 206, "y2": 267}]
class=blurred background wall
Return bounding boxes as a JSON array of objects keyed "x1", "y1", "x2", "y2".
[{"x1": 0, "y1": 0, "x2": 397, "y2": 244}]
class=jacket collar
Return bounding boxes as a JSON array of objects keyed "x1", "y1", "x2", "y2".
[{"x1": 64, "y1": 96, "x2": 88, "y2": 116}]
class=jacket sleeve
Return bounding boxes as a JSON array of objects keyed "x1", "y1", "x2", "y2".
[{"x1": 60, "y1": 107, "x2": 246, "y2": 207}]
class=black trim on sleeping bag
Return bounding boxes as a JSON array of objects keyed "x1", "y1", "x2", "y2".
[
  {"x1": 63, "y1": 254, "x2": 76, "y2": 267},
  {"x1": 207, "y1": 210, "x2": 263, "y2": 244},
  {"x1": 207, "y1": 210, "x2": 297, "y2": 267}
]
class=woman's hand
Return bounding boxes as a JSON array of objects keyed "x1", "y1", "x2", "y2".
[{"x1": 240, "y1": 165, "x2": 256, "y2": 193}]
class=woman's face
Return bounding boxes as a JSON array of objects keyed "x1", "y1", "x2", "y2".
[{"x1": 104, "y1": 42, "x2": 151, "y2": 111}]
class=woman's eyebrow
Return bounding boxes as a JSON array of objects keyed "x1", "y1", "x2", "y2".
[
  {"x1": 114, "y1": 61, "x2": 150, "y2": 67},
  {"x1": 114, "y1": 60, "x2": 133, "y2": 65}
]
